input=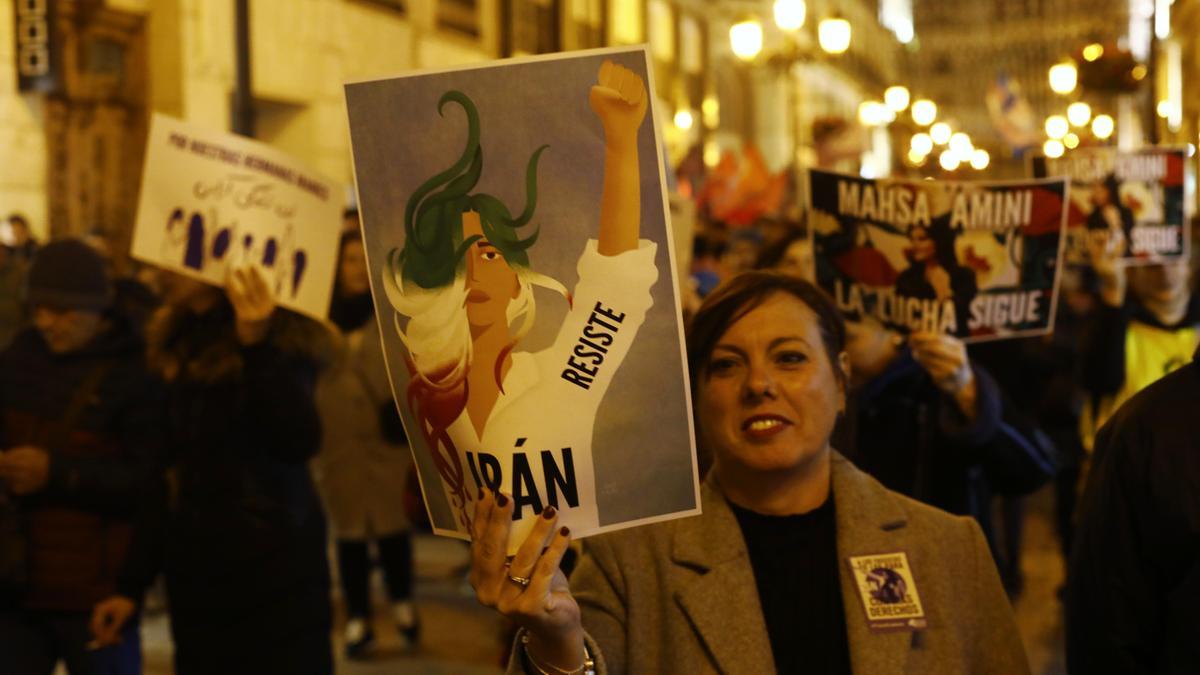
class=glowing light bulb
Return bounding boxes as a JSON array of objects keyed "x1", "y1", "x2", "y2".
[
  {"x1": 773, "y1": 0, "x2": 806, "y2": 31},
  {"x1": 1044, "y1": 139, "x2": 1065, "y2": 158},
  {"x1": 730, "y1": 20, "x2": 763, "y2": 61},
  {"x1": 858, "y1": 101, "x2": 889, "y2": 127},
  {"x1": 949, "y1": 132, "x2": 973, "y2": 159},
  {"x1": 910, "y1": 133, "x2": 933, "y2": 155},
  {"x1": 911, "y1": 99, "x2": 937, "y2": 126},
  {"x1": 818, "y1": 17, "x2": 851, "y2": 54},
  {"x1": 1067, "y1": 102, "x2": 1092, "y2": 127},
  {"x1": 1049, "y1": 62, "x2": 1078, "y2": 94},
  {"x1": 970, "y1": 149, "x2": 990, "y2": 170},
  {"x1": 930, "y1": 122, "x2": 952, "y2": 145},
  {"x1": 1091, "y1": 114, "x2": 1114, "y2": 139},
  {"x1": 1045, "y1": 115, "x2": 1069, "y2": 139},
  {"x1": 885, "y1": 86, "x2": 910, "y2": 112},
  {"x1": 939, "y1": 152, "x2": 961, "y2": 171},
  {"x1": 674, "y1": 109, "x2": 694, "y2": 131}
]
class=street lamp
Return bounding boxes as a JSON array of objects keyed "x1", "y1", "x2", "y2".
[
  {"x1": 818, "y1": 16, "x2": 851, "y2": 54},
  {"x1": 773, "y1": 0, "x2": 806, "y2": 31},
  {"x1": 730, "y1": 19, "x2": 764, "y2": 61}
]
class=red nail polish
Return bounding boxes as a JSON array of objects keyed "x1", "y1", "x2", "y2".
[
  {"x1": 559, "y1": 526, "x2": 570, "y2": 537},
  {"x1": 496, "y1": 493, "x2": 509, "y2": 507},
  {"x1": 543, "y1": 505, "x2": 557, "y2": 519}
]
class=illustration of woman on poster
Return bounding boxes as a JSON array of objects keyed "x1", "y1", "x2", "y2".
[
  {"x1": 380, "y1": 61, "x2": 658, "y2": 540},
  {"x1": 894, "y1": 217, "x2": 977, "y2": 336}
]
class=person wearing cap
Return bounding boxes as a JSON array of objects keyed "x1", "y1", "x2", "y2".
[{"x1": 0, "y1": 239, "x2": 165, "y2": 675}]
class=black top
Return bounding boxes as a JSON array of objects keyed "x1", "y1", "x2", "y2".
[{"x1": 731, "y1": 496, "x2": 852, "y2": 675}]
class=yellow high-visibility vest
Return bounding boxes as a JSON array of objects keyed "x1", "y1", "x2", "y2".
[{"x1": 1079, "y1": 320, "x2": 1198, "y2": 452}]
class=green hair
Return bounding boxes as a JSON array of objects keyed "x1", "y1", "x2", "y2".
[{"x1": 390, "y1": 90, "x2": 547, "y2": 290}]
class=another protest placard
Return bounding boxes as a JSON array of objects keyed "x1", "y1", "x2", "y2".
[
  {"x1": 808, "y1": 169, "x2": 1069, "y2": 342},
  {"x1": 345, "y1": 47, "x2": 700, "y2": 551},
  {"x1": 1031, "y1": 147, "x2": 1187, "y2": 265},
  {"x1": 132, "y1": 114, "x2": 343, "y2": 319}
]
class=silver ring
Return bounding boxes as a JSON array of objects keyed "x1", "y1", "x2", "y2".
[{"x1": 507, "y1": 574, "x2": 532, "y2": 588}]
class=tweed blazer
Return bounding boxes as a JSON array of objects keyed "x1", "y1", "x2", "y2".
[{"x1": 510, "y1": 453, "x2": 1029, "y2": 674}]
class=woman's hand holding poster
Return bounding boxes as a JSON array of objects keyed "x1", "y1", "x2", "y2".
[
  {"x1": 345, "y1": 48, "x2": 700, "y2": 552},
  {"x1": 807, "y1": 169, "x2": 1069, "y2": 342}
]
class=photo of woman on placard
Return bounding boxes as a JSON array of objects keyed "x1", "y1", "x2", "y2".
[
  {"x1": 895, "y1": 217, "x2": 977, "y2": 336},
  {"x1": 1086, "y1": 173, "x2": 1134, "y2": 256}
]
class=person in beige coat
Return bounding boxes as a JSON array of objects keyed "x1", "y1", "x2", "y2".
[
  {"x1": 314, "y1": 229, "x2": 418, "y2": 658},
  {"x1": 469, "y1": 271, "x2": 1030, "y2": 674}
]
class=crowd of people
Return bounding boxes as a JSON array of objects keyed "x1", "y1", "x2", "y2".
[{"x1": 0, "y1": 175, "x2": 1195, "y2": 675}]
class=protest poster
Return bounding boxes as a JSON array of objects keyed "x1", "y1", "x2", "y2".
[
  {"x1": 345, "y1": 47, "x2": 700, "y2": 550},
  {"x1": 807, "y1": 169, "x2": 1069, "y2": 342},
  {"x1": 131, "y1": 114, "x2": 343, "y2": 319},
  {"x1": 1031, "y1": 147, "x2": 1187, "y2": 265}
]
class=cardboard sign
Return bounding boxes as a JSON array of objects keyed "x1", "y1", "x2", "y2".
[
  {"x1": 346, "y1": 48, "x2": 700, "y2": 551},
  {"x1": 1031, "y1": 147, "x2": 1188, "y2": 265},
  {"x1": 808, "y1": 169, "x2": 1069, "y2": 342},
  {"x1": 131, "y1": 114, "x2": 343, "y2": 319}
]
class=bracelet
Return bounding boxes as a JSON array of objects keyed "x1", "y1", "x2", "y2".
[{"x1": 521, "y1": 632, "x2": 596, "y2": 675}]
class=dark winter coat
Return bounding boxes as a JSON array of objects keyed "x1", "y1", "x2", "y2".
[
  {"x1": 838, "y1": 352, "x2": 1055, "y2": 552},
  {"x1": 120, "y1": 299, "x2": 334, "y2": 670},
  {"x1": 0, "y1": 315, "x2": 165, "y2": 611},
  {"x1": 1067, "y1": 352, "x2": 1200, "y2": 675}
]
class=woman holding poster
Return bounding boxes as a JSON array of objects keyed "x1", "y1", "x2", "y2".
[
  {"x1": 469, "y1": 272, "x2": 1029, "y2": 674},
  {"x1": 381, "y1": 61, "x2": 658, "y2": 543}
]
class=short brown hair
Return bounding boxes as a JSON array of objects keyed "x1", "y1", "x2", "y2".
[{"x1": 686, "y1": 271, "x2": 846, "y2": 390}]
